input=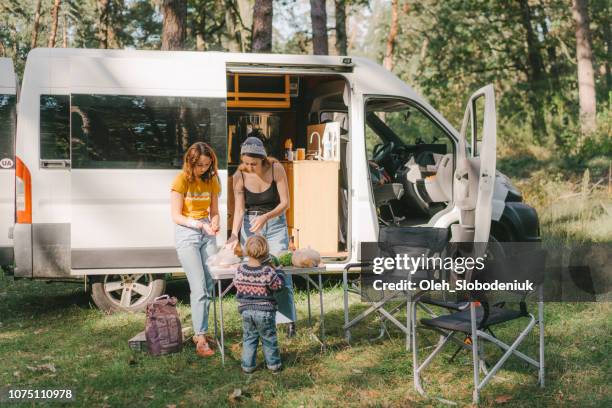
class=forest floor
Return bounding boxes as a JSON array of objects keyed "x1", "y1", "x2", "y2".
[{"x1": 1, "y1": 147, "x2": 611, "y2": 407}]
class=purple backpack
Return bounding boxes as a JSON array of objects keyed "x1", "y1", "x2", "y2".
[{"x1": 145, "y1": 295, "x2": 183, "y2": 356}]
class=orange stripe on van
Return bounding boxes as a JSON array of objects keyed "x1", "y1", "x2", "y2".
[{"x1": 15, "y1": 156, "x2": 32, "y2": 224}]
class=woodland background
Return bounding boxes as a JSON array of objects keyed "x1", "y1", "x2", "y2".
[{"x1": 0, "y1": 0, "x2": 610, "y2": 154}]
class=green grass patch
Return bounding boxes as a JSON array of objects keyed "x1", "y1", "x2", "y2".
[{"x1": 1, "y1": 272, "x2": 610, "y2": 407}]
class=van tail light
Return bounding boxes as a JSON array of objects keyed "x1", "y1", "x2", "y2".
[{"x1": 15, "y1": 156, "x2": 32, "y2": 224}]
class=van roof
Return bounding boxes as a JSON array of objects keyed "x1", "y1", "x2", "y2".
[
  {"x1": 23, "y1": 48, "x2": 422, "y2": 103},
  {"x1": 0, "y1": 58, "x2": 16, "y2": 92},
  {"x1": 26, "y1": 47, "x2": 355, "y2": 68}
]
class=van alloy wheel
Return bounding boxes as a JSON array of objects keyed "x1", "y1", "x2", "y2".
[{"x1": 91, "y1": 274, "x2": 166, "y2": 313}]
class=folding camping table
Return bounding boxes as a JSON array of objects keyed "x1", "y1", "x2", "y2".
[{"x1": 209, "y1": 265, "x2": 328, "y2": 365}]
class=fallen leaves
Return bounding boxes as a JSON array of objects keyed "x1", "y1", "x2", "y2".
[
  {"x1": 229, "y1": 388, "x2": 242, "y2": 404},
  {"x1": 494, "y1": 394, "x2": 513, "y2": 404},
  {"x1": 26, "y1": 363, "x2": 57, "y2": 373}
]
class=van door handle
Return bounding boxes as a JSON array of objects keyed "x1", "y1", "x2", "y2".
[{"x1": 40, "y1": 159, "x2": 71, "y2": 168}]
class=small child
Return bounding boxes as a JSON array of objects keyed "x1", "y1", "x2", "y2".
[{"x1": 233, "y1": 235, "x2": 285, "y2": 373}]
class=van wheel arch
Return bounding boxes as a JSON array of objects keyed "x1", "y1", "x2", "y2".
[{"x1": 91, "y1": 273, "x2": 166, "y2": 313}]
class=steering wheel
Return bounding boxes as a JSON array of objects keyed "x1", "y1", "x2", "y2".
[{"x1": 372, "y1": 141, "x2": 395, "y2": 163}]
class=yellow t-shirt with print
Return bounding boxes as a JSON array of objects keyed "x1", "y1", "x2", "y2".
[{"x1": 171, "y1": 172, "x2": 221, "y2": 219}]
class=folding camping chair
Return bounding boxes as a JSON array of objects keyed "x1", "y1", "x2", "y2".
[
  {"x1": 411, "y1": 249, "x2": 546, "y2": 404},
  {"x1": 342, "y1": 226, "x2": 449, "y2": 349}
]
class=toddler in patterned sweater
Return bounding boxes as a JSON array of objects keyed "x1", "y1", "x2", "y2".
[{"x1": 233, "y1": 235, "x2": 285, "y2": 373}]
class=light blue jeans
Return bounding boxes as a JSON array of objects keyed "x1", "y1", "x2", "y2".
[
  {"x1": 241, "y1": 309, "x2": 281, "y2": 371},
  {"x1": 175, "y1": 220, "x2": 217, "y2": 335},
  {"x1": 241, "y1": 213, "x2": 297, "y2": 322}
]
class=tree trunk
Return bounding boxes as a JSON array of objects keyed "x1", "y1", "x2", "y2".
[
  {"x1": 48, "y1": 0, "x2": 62, "y2": 48},
  {"x1": 252, "y1": 0, "x2": 273, "y2": 53},
  {"x1": 383, "y1": 0, "x2": 399, "y2": 71},
  {"x1": 161, "y1": 0, "x2": 187, "y2": 51},
  {"x1": 62, "y1": 10, "x2": 68, "y2": 47},
  {"x1": 310, "y1": 0, "x2": 328, "y2": 55},
  {"x1": 237, "y1": 0, "x2": 252, "y2": 52},
  {"x1": 571, "y1": 0, "x2": 597, "y2": 134},
  {"x1": 604, "y1": 5, "x2": 611, "y2": 100},
  {"x1": 334, "y1": 0, "x2": 347, "y2": 55},
  {"x1": 98, "y1": 0, "x2": 110, "y2": 48},
  {"x1": 518, "y1": 0, "x2": 547, "y2": 142},
  {"x1": 225, "y1": 6, "x2": 242, "y2": 52},
  {"x1": 31, "y1": 0, "x2": 42, "y2": 49}
]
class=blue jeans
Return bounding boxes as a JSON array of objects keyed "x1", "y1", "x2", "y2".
[
  {"x1": 241, "y1": 213, "x2": 297, "y2": 322},
  {"x1": 175, "y1": 221, "x2": 217, "y2": 335},
  {"x1": 241, "y1": 309, "x2": 281, "y2": 371}
]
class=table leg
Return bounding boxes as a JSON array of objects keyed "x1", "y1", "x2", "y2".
[
  {"x1": 213, "y1": 279, "x2": 218, "y2": 343},
  {"x1": 218, "y1": 279, "x2": 225, "y2": 366},
  {"x1": 307, "y1": 278, "x2": 312, "y2": 327},
  {"x1": 342, "y1": 267, "x2": 350, "y2": 343},
  {"x1": 318, "y1": 273, "x2": 326, "y2": 351}
]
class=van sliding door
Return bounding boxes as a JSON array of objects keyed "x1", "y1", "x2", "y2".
[{"x1": 69, "y1": 56, "x2": 227, "y2": 271}]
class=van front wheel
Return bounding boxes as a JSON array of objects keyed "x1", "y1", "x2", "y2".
[{"x1": 91, "y1": 274, "x2": 166, "y2": 313}]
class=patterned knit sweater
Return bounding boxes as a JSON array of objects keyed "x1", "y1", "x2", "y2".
[{"x1": 233, "y1": 263, "x2": 285, "y2": 313}]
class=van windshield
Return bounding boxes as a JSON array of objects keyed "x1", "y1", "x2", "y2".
[{"x1": 0, "y1": 95, "x2": 16, "y2": 168}]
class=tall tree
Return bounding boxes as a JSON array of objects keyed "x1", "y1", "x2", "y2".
[
  {"x1": 383, "y1": 0, "x2": 399, "y2": 71},
  {"x1": 571, "y1": 0, "x2": 597, "y2": 133},
  {"x1": 518, "y1": 0, "x2": 548, "y2": 140},
  {"x1": 98, "y1": 0, "x2": 111, "y2": 48},
  {"x1": 334, "y1": 0, "x2": 347, "y2": 55},
  {"x1": 252, "y1": 0, "x2": 272, "y2": 52},
  {"x1": 161, "y1": 0, "x2": 187, "y2": 50},
  {"x1": 31, "y1": 0, "x2": 42, "y2": 48},
  {"x1": 48, "y1": 0, "x2": 62, "y2": 48},
  {"x1": 62, "y1": 9, "x2": 68, "y2": 47},
  {"x1": 310, "y1": 0, "x2": 328, "y2": 55}
]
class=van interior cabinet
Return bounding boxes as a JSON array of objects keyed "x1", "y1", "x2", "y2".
[{"x1": 281, "y1": 161, "x2": 339, "y2": 255}]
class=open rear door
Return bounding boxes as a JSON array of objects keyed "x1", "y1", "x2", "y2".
[
  {"x1": 451, "y1": 85, "x2": 497, "y2": 248},
  {"x1": 69, "y1": 55, "x2": 228, "y2": 273}
]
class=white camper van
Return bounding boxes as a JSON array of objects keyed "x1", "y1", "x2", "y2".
[
  {"x1": 1, "y1": 58, "x2": 17, "y2": 271},
  {"x1": 13, "y1": 49, "x2": 539, "y2": 311}
]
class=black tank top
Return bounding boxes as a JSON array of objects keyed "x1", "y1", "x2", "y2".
[{"x1": 241, "y1": 165, "x2": 280, "y2": 213}]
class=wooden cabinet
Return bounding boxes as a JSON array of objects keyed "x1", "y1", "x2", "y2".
[{"x1": 281, "y1": 161, "x2": 339, "y2": 255}]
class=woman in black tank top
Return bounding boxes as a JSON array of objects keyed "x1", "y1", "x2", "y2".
[{"x1": 226, "y1": 137, "x2": 296, "y2": 335}]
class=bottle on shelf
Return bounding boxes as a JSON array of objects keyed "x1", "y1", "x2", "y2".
[{"x1": 284, "y1": 138, "x2": 293, "y2": 160}]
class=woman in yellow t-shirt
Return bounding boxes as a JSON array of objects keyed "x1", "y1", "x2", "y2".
[{"x1": 171, "y1": 142, "x2": 221, "y2": 357}]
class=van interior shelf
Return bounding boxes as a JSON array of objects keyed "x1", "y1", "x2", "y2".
[{"x1": 227, "y1": 74, "x2": 292, "y2": 109}]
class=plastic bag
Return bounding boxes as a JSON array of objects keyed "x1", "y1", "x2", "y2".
[
  {"x1": 291, "y1": 247, "x2": 321, "y2": 268},
  {"x1": 207, "y1": 247, "x2": 241, "y2": 268}
]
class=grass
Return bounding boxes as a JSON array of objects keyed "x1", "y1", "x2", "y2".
[
  {"x1": 1, "y1": 273, "x2": 611, "y2": 407},
  {"x1": 1, "y1": 144, "x2": 611, "y2": 407}
]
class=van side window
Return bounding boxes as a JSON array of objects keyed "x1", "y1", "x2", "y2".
[
  {"x1": 70, "y1": 95, "x2": 227, "y2": 169},
  {"x1": 40, "y1": 95, "x2": 70, "y2": 161},
  {"x1": 0, "y1": 95, "x2": 16, "y2": 168}
]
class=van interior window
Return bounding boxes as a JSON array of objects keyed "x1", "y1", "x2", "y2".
[
  {"x1": 226, "y1": 74, "x2": 350, "y2": 261},
  {"x1": 40, "y1": 95, "x2": 70, "y2": 161},
  {"x1": 70, "y1": 95, "x2": 227, "y2": 169},
  {"x1": 0, "y1": 95, "x2": 16, "y2": 163},
  {"x1": 365, "y1": 99, "x2": 454, "y2": 227}
]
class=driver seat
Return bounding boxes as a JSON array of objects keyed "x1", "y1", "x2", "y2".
[{"x1": 373, "y1": 183, "x2": 404, "y2": 226}]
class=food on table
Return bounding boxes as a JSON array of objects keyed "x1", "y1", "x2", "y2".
[
  {"x1": 278, "y1": 251, "x2": 293, "y2": 267},
  {"x1": 291, "y1": 247, "x2": 321, "y2": 268}
]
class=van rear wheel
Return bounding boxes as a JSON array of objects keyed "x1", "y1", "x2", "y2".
[{"x1": 91, "y1": 274, "x2": 166, "y2": 313}]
